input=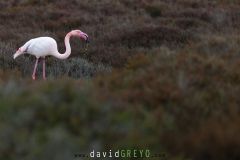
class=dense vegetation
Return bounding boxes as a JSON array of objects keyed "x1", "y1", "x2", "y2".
[{"x1": 0, "y1": 0, "x2": 240, "y2": 159}]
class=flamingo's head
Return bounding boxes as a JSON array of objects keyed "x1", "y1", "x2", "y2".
[
  {"x1": 70, "y1": 30, "x2": 89, "y2": 43},
  {"x1": 13, "y1": 47, "x2": 24, "y2": 59}
]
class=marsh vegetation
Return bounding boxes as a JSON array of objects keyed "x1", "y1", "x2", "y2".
[{"x1": 0, "y1": 0, "x2": 240, "y2": 159}]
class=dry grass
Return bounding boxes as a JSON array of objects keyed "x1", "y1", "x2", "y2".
[{"x1": 0, "y1": 0, "x2": 240, "y2": 160}]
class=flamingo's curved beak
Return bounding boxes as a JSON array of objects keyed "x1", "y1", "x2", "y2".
[
  {"x1": 83, "y1": 34, "x2": 89, "y2": 44},
  {"x1": 84, "y1": 36, "x2": 89, "y2": 53},
  {"x1": 79, "y1": 32, "x2": 89, "y2": 43},
  {"x1": 81, "y1": 34, "x2": 89, "y2": 53},
  {"x1": 86, "y1": 36, "x2": 90, "y2": 44}
]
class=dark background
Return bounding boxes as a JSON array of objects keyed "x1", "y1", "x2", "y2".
[{"x1": 0, "y1": 0, "x2": 240, "y2": 159}]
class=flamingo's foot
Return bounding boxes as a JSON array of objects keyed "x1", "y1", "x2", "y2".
[
  {"x1": 32, "y1": 75, "x2": 36, "y2": 80},
  {"x1": 43, "y1": 77, "x2": 46, "y2": 80}
]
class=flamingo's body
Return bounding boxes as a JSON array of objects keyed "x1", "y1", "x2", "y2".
[
  {"x1": 20, "y1": 37, "x2": 58, "y2": 58},
  {"x1": 13, "y1": 30, "x2": 89, "y2": 80}
]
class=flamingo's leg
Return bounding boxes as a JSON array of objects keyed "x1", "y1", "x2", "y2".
[
  {"x1": 32, "y1": 58, "x2": 39, "y2": 80},
  {"x1": 42, "y1": 57, "x2": 46, "y2": 80}
]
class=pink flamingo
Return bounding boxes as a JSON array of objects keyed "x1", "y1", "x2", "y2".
[{"x1": 13, "y1": 30, "x2": 89, "y2": 80}]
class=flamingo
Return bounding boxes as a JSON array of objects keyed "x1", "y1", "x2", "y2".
[{"x1": 13, "y1": 30, "x2": 89, "y2": 80}]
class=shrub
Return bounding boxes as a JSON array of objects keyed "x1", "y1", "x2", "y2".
[{"x1": 0, "y1": 1, "x2": 240, "y2": 160}]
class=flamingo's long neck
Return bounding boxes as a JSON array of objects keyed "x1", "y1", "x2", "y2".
[{"x1": 53, "y1": 32, "x2": 72, "y2": 60}]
